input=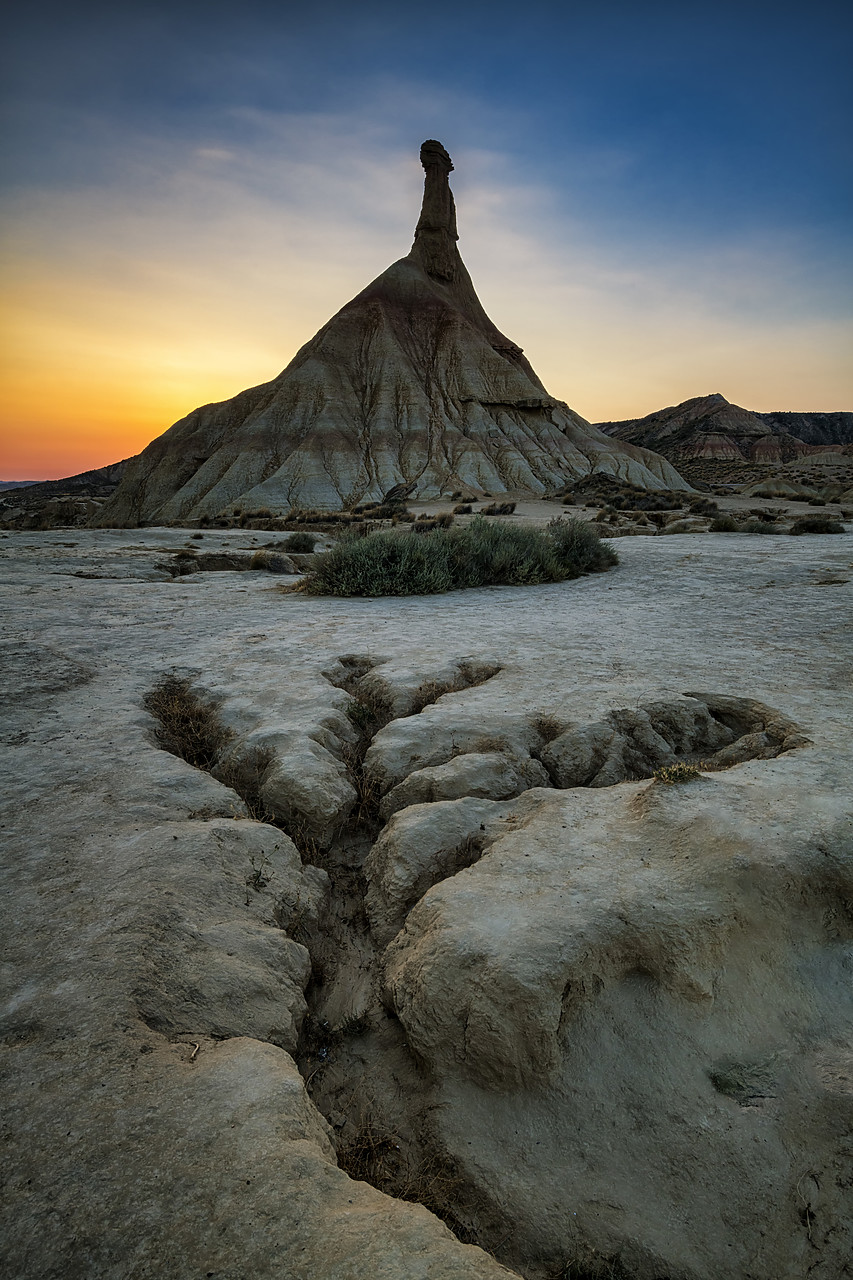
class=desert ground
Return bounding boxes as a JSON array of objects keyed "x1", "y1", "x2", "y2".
[{"x1": 2, "y1": 522, "x2": 852, "y2": 1280}]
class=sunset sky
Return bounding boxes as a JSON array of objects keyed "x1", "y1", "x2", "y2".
[{"x1": 2, "y1": 0, "x2": 851, "y2": 479}]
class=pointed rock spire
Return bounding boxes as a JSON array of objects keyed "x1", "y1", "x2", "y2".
[
  {"x1": 95, "y1": 143, "x2": 690, "y2": 526},
  {"x1": 411, "y1": 140, "x2": 459, "y2": 282}
]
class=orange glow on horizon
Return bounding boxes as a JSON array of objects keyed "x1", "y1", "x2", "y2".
[{"x1": 3, "y1": 176, "x2": 852, "y2": 481}]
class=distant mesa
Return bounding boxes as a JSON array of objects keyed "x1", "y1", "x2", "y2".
[
  {"x1": 596, "y1": 393, "x2": 853, "y2": 464},
  {"x1": 94, "y1": 140, "x2": 689, "y2": 526}
]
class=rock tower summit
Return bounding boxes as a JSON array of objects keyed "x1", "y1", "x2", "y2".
[
  {"x1": 411, "y1": 140, "x2": 458, "y2": 282},
  {"x1": 97, "y1": 140, "x2": 687, "y2": 525}
]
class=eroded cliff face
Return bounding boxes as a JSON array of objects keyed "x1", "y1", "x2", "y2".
[{"x1": 94, "y1": 142, "x2": 689, "y2": 527}]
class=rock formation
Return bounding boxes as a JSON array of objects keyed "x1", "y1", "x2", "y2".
[
  {"x1": 95, "y1": 141, "x2": 688, "y2": 526},
  {"x1": 4, "y1": 524, "x2": 852, "y2": 1279},
  {"x1": 597, "y1": 392, "x2": 853, "y2": 465}
]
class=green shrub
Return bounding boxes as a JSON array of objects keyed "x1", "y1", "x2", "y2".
[
  {"x1": 303, "y1": 516, "x2": 617, "y2": 597},
  {"x1": 658, "y1": 519, "x2": 700, "y2": 534},
  {"x1": 283, "y1": 531, "x2": 317, "y2": 553},
  {"x1": 709, "y1": 515, "x2": 738, "y2": 532},
  {"x1": 790, "y1": 515, "x2": 845, "y2": 535},
  {"x1": 740, "y1": 519, "x2": 779, "y2": 534},
  {"x1": 546, "y1": 516, "x2": 619, "y2": 573}
]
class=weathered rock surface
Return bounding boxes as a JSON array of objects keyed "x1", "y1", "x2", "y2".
[
  {"x1": 2, "y1": 525, "x2": 852, "y2": 1279},
  {"x1": 378, "y1": 750, "x2": 549, "y2": 820},
  {"x1": 94, "y1": 142, "x2": 688, "y2": 526}
]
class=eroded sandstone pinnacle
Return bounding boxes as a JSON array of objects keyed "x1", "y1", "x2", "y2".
[
  {"x1": 95, "y1": 140, "x2": 690, "y2": 525},
  {"x1": 412, "y1": 139, "x2": 459, "y2": 282}
]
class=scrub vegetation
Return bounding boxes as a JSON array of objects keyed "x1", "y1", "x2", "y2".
[{"x1": 303, "y1": 516, "x2": 618, "y2": 597}]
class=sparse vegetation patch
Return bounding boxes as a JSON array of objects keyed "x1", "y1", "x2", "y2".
[
  {"x1": 790, "y1": 515, "x2": 845, "y2": 535},
  {"x1": 303, "y1": 516, "x2": 617, "y2": 596},
  {"x1": 653, "y1": 761, "x2": 703, "y2": 785}
]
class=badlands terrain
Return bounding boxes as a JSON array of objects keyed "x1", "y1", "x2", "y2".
[{"x1": 2, "y1": 514, "x2": 852, "y2": 1280}]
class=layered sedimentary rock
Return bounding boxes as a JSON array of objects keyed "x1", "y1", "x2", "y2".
[
  {"x1": 95, "y1": 141, "x2": 688, "y2": 525},
  {"x1": 597, "y1": 392, "x2": 853, "y2": 464}
]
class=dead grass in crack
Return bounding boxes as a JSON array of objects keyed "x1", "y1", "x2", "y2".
[
  {"x1": 532, "y1": 714, "x2": 565, "y2": 744},
  {"x1": 336, "y1": 1113, "x2": 475, "y2": 1238},
  {"x1": 143, "y1": 675, "x2": 233, "y2": 770}
]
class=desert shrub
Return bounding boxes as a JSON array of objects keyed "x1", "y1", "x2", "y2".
[
  {"x1": 561, "y1": 494, "x2": 576, "y2": 505},
  {"x1": 709, "y1": 515, "x2": 738, "y2": 532},
  {"x1": 790, "y1": 515, "x2": 845, "y2": 535},
  {"x1": 282, "y1": 531, "x2": 317, "y2": 553},
  {"x1": 689, "y1": 498, "x2": 719, "y2": 515},
  {"x1": 481, "y1": 501, "x2": 516, "y2": 516},
  {"x1": 304, "y1": 515, "x2": 617, "y2": 596},
  {"x1": 741, "y1": 519, "x2": 779, "y2": 534},
  {"x1": 807, "y1": 497, "x2": 827, "y2": 506},
  {"x1": 654, "y1": 761, "x2": 702, "y2": 785},
  {"x1": 305, "y1": 529, "x2": 456, "y2": 595},
  {"x1": 658, "y1": 519, "x2": 701, "y2": 534},
  {"x1": 250, "y1": 550, "x2": 271, "y2": 569},
  {"x1": 413, "y1": 513, "x2": 454, "y2": 533},
  {"x1": 453, "y1": 503, "x2": 473, "y2": 514},
  {"x1": 355, "y1": 500, "x2": 414, "y2": 520}
]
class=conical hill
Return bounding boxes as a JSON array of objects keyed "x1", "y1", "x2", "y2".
[{"x1": 96, "y1": 140, "x2": 689, "y2": 525}]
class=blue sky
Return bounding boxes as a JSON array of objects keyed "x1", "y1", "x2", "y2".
[{"x1": 2, "y1": 0, "x2": 851, "y2": 475}]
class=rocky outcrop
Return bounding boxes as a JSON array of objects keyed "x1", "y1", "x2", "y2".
[
  {"x1": 597, "y1": 393, "x2": 852, "y2": 467},
  {"x1": 5, "y1": 526, "x2": 853, "y2": 1280},
  {"x1": 94, "y1": 142, "x2": 688, "y2": 526},
  {"x1": 0, "y1": 457, "x2": 133, "y2": 529},
  {"x1": 755, "y1": 409, "x2": 853, "y2": 447}
]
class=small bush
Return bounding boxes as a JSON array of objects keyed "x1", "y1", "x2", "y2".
[
  {"x1": 282, "y1": 531, "x2": 317, "y2": 553},
  {"x1": 658, "y1": 519, "x2": 700, "y2": 534},
  {"x1": 689, "y1": 498, "x2": 719, "y2": 515},
  {"x1": 303, "y1": 515, "x2": 617, "y2": 596},
  {"x1": 741, "y1": 519, "x2": 779, "y2": 534},
  {"x1": 807, "y1": 497, "x2": 827, "y2": 506},
  {"x1": 453, "y1": 503, "x2": 473, "y2": 515},
  {"x1": 413, "y1": 513, "x2": 454, "y2": 533},
  {"x1": 481, "y1": 501, "x2": 516, "y2": 516},
  {"x1": 654, "y1": 762, "x2": 702, "y2": 785},
  {"x1": 709, "y1": 515, "x2": 738, "y2": 532},
  {"x1": 790, "y1": 515, "x2": 845, "y2": 535}
]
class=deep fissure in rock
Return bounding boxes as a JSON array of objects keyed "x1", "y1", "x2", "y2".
[{"x1": 143, "y1": 667, "x2": 808, "y2": 1278}]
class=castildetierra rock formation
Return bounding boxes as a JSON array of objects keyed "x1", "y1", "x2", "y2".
[{"x1": 96, "y1": 141, "x2": 689, "y2": 525}]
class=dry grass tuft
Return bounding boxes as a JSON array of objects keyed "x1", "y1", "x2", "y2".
[
  {"x1": 653, "y1": 761, "x2": 703, "y2": 785},
  {"x1": 143, "y1": 675, "x2": 233, "y2": 770}
]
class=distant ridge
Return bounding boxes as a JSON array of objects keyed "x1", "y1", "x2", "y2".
[{"x1": 596, "y1": 394, "x2": 853, "y2": 464}]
